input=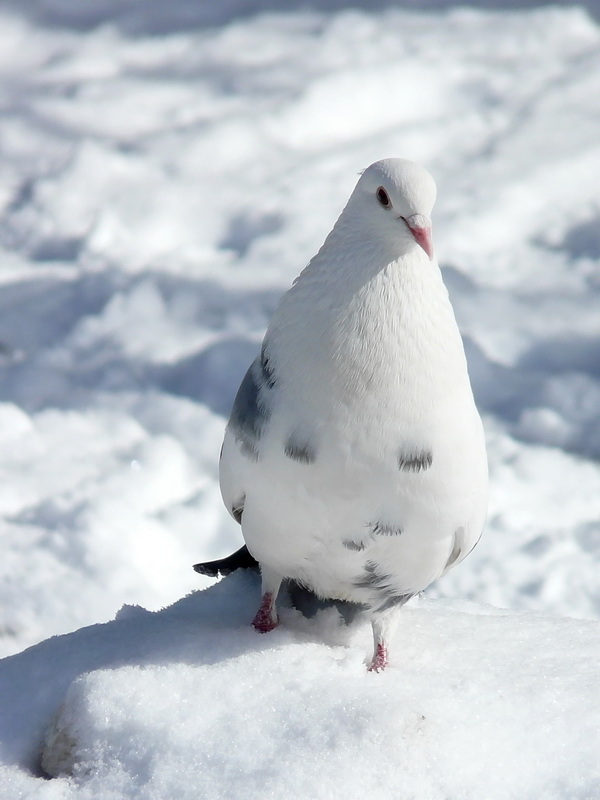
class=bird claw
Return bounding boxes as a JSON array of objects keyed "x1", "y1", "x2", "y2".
[
  {"x1": 367, "y1": 642, "x2": 388, "y2": 672},
  {"x1": 252, "y1": 592, "x2": 278, "y2": 633}
]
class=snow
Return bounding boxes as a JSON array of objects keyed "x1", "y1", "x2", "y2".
[
  {"x1": 3, "y1": 575, "x2": 600, "y2": 799},
  {"x1": 0, "y1": 0, "x2": 600, "y2": 797}
]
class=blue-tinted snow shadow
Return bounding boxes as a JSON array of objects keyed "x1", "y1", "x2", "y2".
[
  {"x1": 472, "y1": 337, "x2": 600, "y2": 460},
  {"x1": 555, "y1": 215, "x2": 600, "y2": 262},
  {"x1": 152, "y1": 338, "x2": 259, "y2": 418},
  {"x1": 0, "y1": 270, "x2": 280, "y2": 416},
  {"x1": 444, "y1": 263, "x2": 600, "y2": 461},
  {"x1": 466, "y1": 333, "x2": 600, "y2": 460},
  {"x1": 5, "y1": 0, "x2": 600, "y2": 35}
]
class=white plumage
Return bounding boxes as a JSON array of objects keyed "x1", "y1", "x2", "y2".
[{"x1": 218, "y1": 158, "x2": 488, "y2": 671}]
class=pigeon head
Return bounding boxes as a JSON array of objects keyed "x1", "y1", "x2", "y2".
[{"x1": 350, "y1": 158, "x2": 437, "y2": 260}]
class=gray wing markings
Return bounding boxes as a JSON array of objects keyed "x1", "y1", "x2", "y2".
[
  {"x1": 229, "y1": 356, "x2": 274, "y2": 460},
  {"x1": 284, "y1": 434, "x2": 316, "y2": 464},
  {"x1": 398, "y1": 450, "x2": 433, "y2": 472},
  {"x1": 354, "y1": 561, "x2": 413, "y2": 613},
  {"x1": 343, "y1": 521, "x2": 402, "y2": 552}
]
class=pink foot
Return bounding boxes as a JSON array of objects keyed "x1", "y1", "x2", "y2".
[
  {"x1": 252, "y1": 592, "x2": 278, "y2": 633},
  {"x1": 368, "y1": 642, "x2": 388, "y2": 672}
]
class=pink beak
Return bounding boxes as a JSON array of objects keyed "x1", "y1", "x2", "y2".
[{"x1": 404, "y1": 214, "x2": 434, "y2": 260}]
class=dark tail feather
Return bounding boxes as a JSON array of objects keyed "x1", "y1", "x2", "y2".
[
  {"x1": 193, "y1": 545, "x2": 363, "y2": 624},
  {"x1": 193, "y1": 545, "x2": 258, "y2": 578}
]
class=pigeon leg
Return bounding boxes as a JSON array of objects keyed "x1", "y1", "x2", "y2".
[
  {"x1": 369, "y1": 641, "x2": 388, "y2": 673},
  {"x1": 252, "y1": 566, "x2": 282, "y2": 633},
  {"x1": 368, "y1": 612, "x2": 399, "y2": 672}
]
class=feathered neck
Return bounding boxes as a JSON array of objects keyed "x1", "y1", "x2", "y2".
[{"x1": 266, "y1": 217, "x2": 468, "y2": 404}]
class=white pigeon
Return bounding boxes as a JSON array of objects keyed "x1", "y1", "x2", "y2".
[{"x1": 216, "y1": 158, "x2": 488, "y2": 671}]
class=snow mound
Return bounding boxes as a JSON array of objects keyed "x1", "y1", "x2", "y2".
[{"x1": 1, "y1": 573, "x2": 598, "y2": 799}]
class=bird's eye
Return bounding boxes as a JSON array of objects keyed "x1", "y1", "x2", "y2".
[{"x1": 376, "y1": 186, "x2": 391, "y2": 209}]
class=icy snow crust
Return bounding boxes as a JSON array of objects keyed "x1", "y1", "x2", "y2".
[{"x1": 0, "y1": 0, "x2": 600, "y2": 797}]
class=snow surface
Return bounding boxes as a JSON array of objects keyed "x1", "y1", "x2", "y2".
[
  {"x1": 0, "y1": 0, "x2": 600, "y2": 797},
  {"x1": 3, "y1": 574, "x2": 600, "y2": 799}
]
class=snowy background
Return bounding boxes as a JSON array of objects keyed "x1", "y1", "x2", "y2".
[{"x1": 0, "y1": 0, "x2": 599, "y2": 797}]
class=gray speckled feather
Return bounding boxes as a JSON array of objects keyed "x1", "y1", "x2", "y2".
[
  {"x1": 398, "y1": 450, "x2": 433, "y2": 472},
  {"x1": 354, "y1": 561, "x2": 414, "y2": 613},
  {"x1": 228, "y1": 358, "x2": 273, "y2": 460}
]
